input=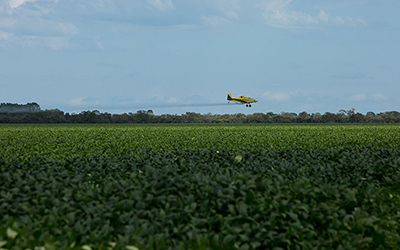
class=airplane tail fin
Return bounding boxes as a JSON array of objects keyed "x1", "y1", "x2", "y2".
[{"x1": 227, "y1": 93, "x2": 233, "y2": 100}]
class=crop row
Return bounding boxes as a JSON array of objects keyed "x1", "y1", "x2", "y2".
[
  {"x1": 1, "y1": 124, "x2": 400, "y2": 160},
  {"x1": 2, "y1": 124, "x2": 400, "y2": 249},
  {"x1": 2, "y1": 145, "x2": 400, "y2": 249}
]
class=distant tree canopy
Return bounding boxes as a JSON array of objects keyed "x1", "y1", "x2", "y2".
[
  {"x1": 0, "y1": 102, "x2": 41, "y2": 114},
  {"x1": 1, "y1": 105, "x2": 400, "y2": 123}
]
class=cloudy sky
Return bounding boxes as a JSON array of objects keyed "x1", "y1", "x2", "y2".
[{"x1": 1, "y1": 0, "x2": 399, "y2": 115}]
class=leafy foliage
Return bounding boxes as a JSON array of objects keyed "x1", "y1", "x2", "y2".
[
  {"x1": 1, "y1": 124, "x2": 400, "y2": 249},
  {"x1": 2, "y1": 109, "x2": 400, "y2": 123},
  {"x1": 0, "y1": 103, "x2": 41, "y2": 114}
]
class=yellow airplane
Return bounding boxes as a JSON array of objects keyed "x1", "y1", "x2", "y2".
[{"x1": 227, "y1": 93, "x2": 258, "y2": 107}]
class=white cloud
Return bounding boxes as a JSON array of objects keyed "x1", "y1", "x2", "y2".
[
  {"x1": 355, "y1": 18, "x2": 366, "y2": 26},
  {"x1": 56, "y1": 22, "x2": 79, "y2": 36},
  {"x1": 333, "y1": 16, "x2": 345, "y2": 25},
  {"x1": 9, "y1": 0, "x2": 36, "y2": 9},
  {"x1": 225, "y1": 10, "x2": 239, "y2": 20},
  {"x1": 349, "y1": 94, "x2": 366, "y2": 101},
  {"x1": 3, "y1": 35, "x2": 74, "y2": 50},
  {"x1": 166, "y1": 97, "x2": 179, "y2": 103},
  {"x1": 93, "y1": 35, "x2": 105, "y2": 50},
  {"x1": 0, "y1": 1, "x2": 78, "y2": 49},
  {"x1": 202, "y1": 15, "x2": 231, "y2": 27},
  {"x1": 317, "y1": 10, "x2": 329, "y2": 22},
  {"x1": 18, "y1": 20, "x2": 79, "y2": 37},
  {"x1": 96, "y1": 41, "x2": 104, "y2": 50},
  {"x1": 348, "y1": 93, "x2": 387, "y2": 102},
  {"x1": 200, "y1": 0, "x2": 241, "y2": 27},
  {"x1": 0, "y1": 31, "x2": 13, "y2": 40},
  {"x1": 69, "y1": 97, "x2": 101, "y2": 107},
  {"x1": 258, "y1": 0, "x2": 366, "y2": 29},
  {"x1": 0, "y1": 18, "x2": 16, "y2": 28},
  {"x1": 8, "y1": 0, "x2": 58, "y2": 10},
  {"x1": 0, "y1": 20, "x2": 79, "y2": 49},
  {"x1": 263, "y1": 91, "x2": 290, "y2": 101},
  {"x1": 259, "y1": 0, "x2": 315, "y2": 28},
  {"x1": 45, "y1": 36, "x2": 71, "y2": 50},
  {"x1": 0, "y1": 0, "x2": 79, "y2": 49},
  {"x1": 70, "y1": 97, "x2": 85, "y2": 106},
  {"x1": 372, "y1": 93, "x2": 386, "y2": 100},
  {"x1": 331, "y1": 72, "x2": 365, "y2": 80},
  {"x1": 209, "y1": 0, "x2": 240, "y2": 21},
  {"x1": 0, "y1": 0, "x2": 369, "y2": 50},
  {"x1": 147, "y1": 0, "x2": 175, "y2": 12},
  {"x1": 171, "y1": 24, "x2": 200, "y2": 30},
  {"x1": 347, "y1": 17, "x2": 367, "y2": 27}
]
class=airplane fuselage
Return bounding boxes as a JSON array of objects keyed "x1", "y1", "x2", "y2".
[{"x1": 227, "y1": 93, "x2": 257, "y2": 107}]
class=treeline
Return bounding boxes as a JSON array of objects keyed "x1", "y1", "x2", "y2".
[
  {"x1": 0, "y1": 102, "x2": 41, "y2": 114},
  {"x1": 1, "y1": 108, "x2": 400, "y2": 123}
]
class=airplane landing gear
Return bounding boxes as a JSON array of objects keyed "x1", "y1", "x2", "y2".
[
  {"x1": 249, "y1": 104, "x2": 251, "y2": 107},
  {"x1": 246, "y1": 104, "x2": 248, "y2": 107}
]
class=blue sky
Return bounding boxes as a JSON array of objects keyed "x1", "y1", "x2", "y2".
[{"x1": 1, "y1": 0, "x2": 399, "y2": 115}]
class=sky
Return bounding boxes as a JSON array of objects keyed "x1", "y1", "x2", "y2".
[{"x1": 1, "y1": 0, "x2": 399, "y2": 115}]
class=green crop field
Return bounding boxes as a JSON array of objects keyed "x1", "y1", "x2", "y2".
[{"x1": 1, "y1": 124, "x2": 400, "y2": 249}]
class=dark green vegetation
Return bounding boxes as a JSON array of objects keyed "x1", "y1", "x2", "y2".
[
  {"x1": 2, "y1": 103, "x2": 400, "y2": 123},
  {"x1": 0, "y1": 103, "x2": 41, "y2": 114},
  {"x1": 1, "y1": 124, "x2": 400, "y2": 249}
]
